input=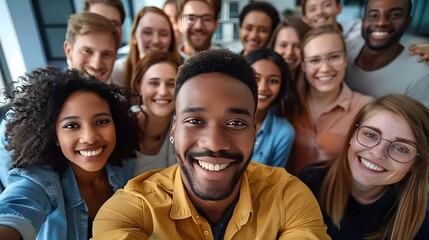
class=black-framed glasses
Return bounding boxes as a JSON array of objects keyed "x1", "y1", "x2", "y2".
[
  {"x1": 181, "y1": 14, "x2": 215, "y2": 26},
  {"x1": 304, "y1": 51, "x2": 346, "y2": 68},
  {"x1": 356, "y1": 125, "x2": 419, "y2": 163}
]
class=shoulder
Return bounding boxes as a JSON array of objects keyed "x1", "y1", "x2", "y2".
[
  {"x1": 269, "y1": 114, "x2": 294, "y2": 135},
  {"x1": 415, "y1": 211, "x2": 429, "y2": 239},
  {"x1": 297, "y1": 162, "x2": 330, "y2": 195},
  {"x1": 124, "y1": 164, "x2": 177, "y2": 196}
]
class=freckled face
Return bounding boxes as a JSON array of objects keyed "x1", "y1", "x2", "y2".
[{"x1": 348, "y1": 110, "x2": 416, "y2": 191}]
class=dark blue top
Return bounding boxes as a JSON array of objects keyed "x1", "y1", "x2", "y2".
[{"x1": 298, "y1": 162, "x2": 429, "y2": 240}]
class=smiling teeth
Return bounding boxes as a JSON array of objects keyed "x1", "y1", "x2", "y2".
[
  {"x1": 198, "y1": 161, "x2": 229, "y2": 171},
  {"x1": 318, "y1": 76, "x2": 332, "y2": 81},
  {"x1": 258, "y1": 94, "x2": 268, "y2": 99},
  {"x1": 154, "y1": 100, "x2": 170, "y2": 104},
  {"x1": 360, "y1": 158, "x2": 385, "y2": 172},
  {"x1": 372, "y1": 32, "x2": 388, "y2": 37},
  {"x1": 79, "y1": 148, "x2": 102, "y2": 157}
]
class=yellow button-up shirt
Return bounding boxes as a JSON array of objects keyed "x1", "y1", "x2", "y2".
[{"x1": 93, "y1": 162, "x2": 330, "y2": 240}]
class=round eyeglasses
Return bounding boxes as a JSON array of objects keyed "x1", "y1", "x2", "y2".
[
  {"x1": 304, "y1": 51, "x2": 346, "y2": 68},
  {"x1": 356, "y1": 125, "x2": 419, "y2": 163},
  {"x1": 181, "y1": 14, "x2": 215, "y2": 26}
]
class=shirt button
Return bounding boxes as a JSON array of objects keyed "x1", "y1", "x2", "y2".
[{"x1": 204, "y1": 230, "x2": 209, "y2": 235}]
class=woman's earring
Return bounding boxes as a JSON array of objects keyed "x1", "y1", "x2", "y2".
[{"x1": 169, "y1": 136, "x2": 174, "y2": 145}]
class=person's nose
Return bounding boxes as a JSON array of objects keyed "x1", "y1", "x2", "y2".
[
  {"x1": 199, "y1": 125, "x2": 232, "y2": 152},
  {"x1": 79, "y1": 126, "x2": 100, "y2": 144}
]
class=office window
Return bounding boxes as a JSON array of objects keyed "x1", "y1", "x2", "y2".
[
  {"x1": 32, "y1": 0, "x2": 74, "y2": 62},
  {"x1": 229, "y1": 2, "x2": 239, "y2": 19},
  {"x1": 214, "y1": 23, "x2": 223, "y2": 41}
]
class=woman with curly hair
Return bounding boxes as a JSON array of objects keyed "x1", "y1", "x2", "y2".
[
  {"x1": 299, "y1": 94, "x2": 429, "y2": 239},
  {"x1": 0, "y1": 67, "x2": 139, "y2": 240}
]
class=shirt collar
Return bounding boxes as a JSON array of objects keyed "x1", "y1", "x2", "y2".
[
  {"x1": 170, "y1": 166, "x2": 254, "y2": 225},
  {"x1": 323, "y1": 82, "x2": 354, "y2": 113}
]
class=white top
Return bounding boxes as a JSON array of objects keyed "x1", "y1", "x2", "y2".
[{"x1": 345, "y1": 39, "x2": 429, "y2": 108}]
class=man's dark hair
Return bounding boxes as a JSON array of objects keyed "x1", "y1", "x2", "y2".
[
  {"x1": 364, "y1": 0, "x2": 412, "y2": 17},
  {"x1": 4, "y1": 67, "x2": 139, "y2": 173},
  {"x1": 239, "y1": 1, "x2": 280, "y2": 34},
  {"x1": 175, "y1": 49, "x2": 258, "y2": 111}
]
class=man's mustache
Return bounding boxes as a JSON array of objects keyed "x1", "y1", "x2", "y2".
[{"x1": 186, "y1": 150, "x2": 243, "y2": 162}]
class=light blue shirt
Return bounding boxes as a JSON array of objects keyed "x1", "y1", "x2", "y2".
[
  {"x1": 253, "y1": 111, "x2": 294, "y2": 167},
  {"x1": 0, "y1": 113, "x2": 12, "y2": 192},
  {"x1": 0, "y1": 161, "x2": 135, "y2": 240}
]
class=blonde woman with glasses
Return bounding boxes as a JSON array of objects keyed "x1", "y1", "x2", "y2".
[
  {"x1": 287, "y1": 27, "x2": 372, "y2": 175},
  {"x1": 298, "y1": 94, "x2": 429, "y2": 239}
]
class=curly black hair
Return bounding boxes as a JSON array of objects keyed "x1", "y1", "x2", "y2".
[
  {"x1": 175, "y1": 49, "x2": 258, "y2": 111},
  {"x1": 4, "y1": 67, "x2": 139, "y2": 173}
]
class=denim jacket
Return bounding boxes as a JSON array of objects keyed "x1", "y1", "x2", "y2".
[{"x1": 0, "y1": 161, "x2": 135, "y2": 240}]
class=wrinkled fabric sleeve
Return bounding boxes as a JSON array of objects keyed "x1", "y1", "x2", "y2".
[
  {"x1": 92, "y1": 189, "x2": 151, "y2": 240},
  {"x1": 0, "y1": 174, "x2": 52, "y2": 240},
  {"x1": 278, "y1": 177, "x2": 331, "y2": 240}
]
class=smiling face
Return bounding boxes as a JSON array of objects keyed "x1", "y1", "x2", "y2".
[
  {"x1": 273, "y1": 27, "x2": 302, "y2": 73},
  {"x1": 304, "y1": 0, "x2": 341, "y2": 28},
  {"x1": 239, "y1": 11, "x2": 272, "y2": 56},
  {"x1": 134, "y1": 12, "x2": 172, "y2": 59},
  {"x1": 139, "y1": 62, "x2": 176, "y2": 117},
  {"x1": 252, "y1": 59, "x2": 282, "y2": 114},
  {"x1": 172, "y1": 72, "x2": 256, "y2": 201},
  {"x1": 302, "y1": 33, "x2": 346, "y2": 95},
  {"x1": 56, "y1": 90, "x2": 116, "y2": 173},
  {"x1": 64, "y1": 31, "x2": 117, "y2": 81},
  {"x1": 362, "y1": 0, "x2": 410, "y2": 51},
  {"x1": 348, "y1": 109, "x2": 416, "y2": 192},
  {"x1": 178, "y1": 1, "x2": 217, "y2": 53}
]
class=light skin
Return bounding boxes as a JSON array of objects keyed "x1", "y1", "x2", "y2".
[
  {"x1": 88, "y1": 3, "x2": 123, "y2": 43},
  {"x1": 347, "y1": 109, "x2": 416, "y2": 205},
  {"x1": 252, "y1": 59, "x2": 282, "y2": 131},
  {"x1": 64, "y1": 31, "x2": 117, "y2": 81},
  {"x1": 273, "y1": 27, "x2": 302, "y2": 74},
  {"x1": 409, "y1": 43, "x2": 429, "y2": 65},
  {"x1": 133, "y1": 12, "x2": 172, "y2": 59},
  {"x1": 304, "y1": 0, "x2": 342, "y2": 28},
  {"x1": 357, "y1": 0, "x2": 411, "y2": 70},
  {"x1": 137, "y1": 62, "x2": 177, "y2": 154},
  {"x1": 239, "y1": 11, "x2": 272, "y2": 56},
  {"x1": 178, "y1": 1, "x2": 217, "y2": 56},
  {"x1": 302, "y1": 33, "x2": 347, "y2": 106},
  {"x1": 163, "y1": 2, "x2": 181, "y2": 42},
  {"x1": 171, "y1": 72, "x2": 256, "y2": 225}
]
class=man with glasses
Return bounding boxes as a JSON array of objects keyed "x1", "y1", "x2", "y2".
[
  {"x1": 345, "y1": 0, "x2": 429, "y2": 108},
  {"x1": 177, "y1": 0, "x2": 221, "y2": 62}
]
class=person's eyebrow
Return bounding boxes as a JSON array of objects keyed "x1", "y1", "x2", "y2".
[
  {"x1": 181, "y1": 106, "x2": 206, "y2": 114},
  {"x1": 227, "y1": 107, "x2": 251, "y2": 116},
  {"x1": 58, "y1": 112, "x2": 111, "y2": 124}
]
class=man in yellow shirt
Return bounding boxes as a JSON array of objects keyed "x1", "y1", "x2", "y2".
[{"x1": 92, "y1": 49, "x2": 330, "y2": 240}]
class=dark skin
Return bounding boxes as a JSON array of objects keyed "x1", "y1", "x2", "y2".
[{"x1": 356, "y1": 0, "x2": 411, "y2": 71}]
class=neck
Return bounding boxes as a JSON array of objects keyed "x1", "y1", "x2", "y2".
[
  {"x1": 255, "y1": 109, "x2": 268, "y2": 132},
  {"x1": 357, "y1": 43, "x2": 404, "y2": 71},
  {"x1": 185, "y1": 176, "x2": 241, "y2": 226},
  {"x1": 141, "y1": 107, "x2": 171, "y2": 137},
  {"x1": 71, "y1": 163, "x2": 107, "y2": 187},
  {"x1": 351, "y1": 180, "x2": 387, "y2": 205},
  {"x1": 183, "y1": 42, "x2": 199, "y2": 57},
  {"x1": 309, "y1": 84, "x2": 341, "y2": 106}
]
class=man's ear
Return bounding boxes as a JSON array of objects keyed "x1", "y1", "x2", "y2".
[
  {"x1": 64, "y1": 41, "x2": 72, "y2": 60},
  {"x1": 170, "y1": 115, "x2": 176, "y2": 138}
]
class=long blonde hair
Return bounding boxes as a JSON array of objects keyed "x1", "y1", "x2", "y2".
[{"x1": 320, "y1": 94, "x2": 429, "y2": 239}]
